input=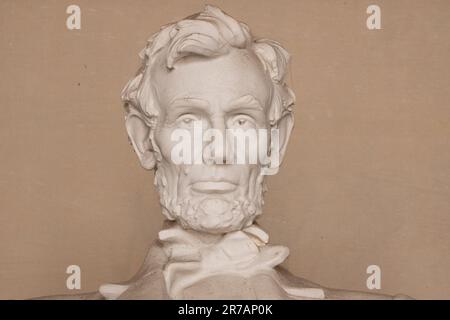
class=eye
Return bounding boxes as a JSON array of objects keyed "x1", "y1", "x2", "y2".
[
  {"x1": 237, "y1": 118, "x2": 247, "y2": 126},
  {"x1": 230, "y1": 114, "x2": 255, "y2": 129},
  {"x1": 176, "y1": 114, "x2": 200, "y2": 128}
]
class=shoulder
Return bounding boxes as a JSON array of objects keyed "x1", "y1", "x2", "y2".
[{"x1": 276, "y1": 266, "x2": 413, "y2": 300}]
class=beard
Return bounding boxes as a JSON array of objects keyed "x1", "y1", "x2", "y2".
[{"x1": 153, "y1": 164, "x2": 266, "y2": 234}]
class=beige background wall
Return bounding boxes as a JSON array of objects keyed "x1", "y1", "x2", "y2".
[{"x1": 1, "y1": 0, "x2": 449, "y2": 299}]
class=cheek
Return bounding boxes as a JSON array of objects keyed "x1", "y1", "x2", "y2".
[
  {"x1": 154, "y1": 126, "x2": 179, "y2": 162},
  {"x1": 235, "y1": 164, "x2": 259, "y2": 182}
]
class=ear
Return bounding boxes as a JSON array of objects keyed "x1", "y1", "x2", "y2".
[
  {"x1": 276, "y1": 112, "x2": 294, "y2": 165},
  {"x1": 125, "y1": 114, "x2": 156, "y2": 170}
]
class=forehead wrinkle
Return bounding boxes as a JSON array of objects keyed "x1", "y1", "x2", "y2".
[
  {"x1": 225, "y1": 94, "x2": 264, "y2": 112},
  {"x1": 169, "y1": 96, "x2": 210, "y2": 108}
]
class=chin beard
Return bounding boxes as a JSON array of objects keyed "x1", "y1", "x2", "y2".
[
  {"x1": 154, "y1": 168, "x2": 266, "y2": 234},
  {"x1": 176, "y1": 196, "x2": 263, "y2": 233}
]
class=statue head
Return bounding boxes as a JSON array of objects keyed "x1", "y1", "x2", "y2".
[{"x1": 122, "y1": 5, "x2": 295, "y2": 234}]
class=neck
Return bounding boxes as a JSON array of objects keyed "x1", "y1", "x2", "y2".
[{"x1": 160, "y1": 220, "x2": 225, "y2": 245}]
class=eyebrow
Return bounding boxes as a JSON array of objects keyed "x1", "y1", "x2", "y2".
[
  {"x1": 165, "y1": 97, "x2": 210, "y2": 122},
  {"x1": 167, "y1": 95, "x2": 264, "y2": 115},
  {"x1": 169, "y1": 97, "x2": 210, "y2": 109},
  {"x1": 225, "y1": 95, "x2": 264, "y2": 113}
]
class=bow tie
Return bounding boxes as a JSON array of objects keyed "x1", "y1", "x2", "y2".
[{"x1": 158, "y1": 223, "x2": 325, "y2": 299}]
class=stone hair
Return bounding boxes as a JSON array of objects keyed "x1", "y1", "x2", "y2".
[{"x1": 121, "y1": 5, "x2": 295, "y2": 128}]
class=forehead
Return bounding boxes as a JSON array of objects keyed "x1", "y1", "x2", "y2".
[{"x1": 152, "y1": 49, "x2": 272, "y2": 109}]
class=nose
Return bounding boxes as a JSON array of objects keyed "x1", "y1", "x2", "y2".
[
  {"x1": 210, "y1": 116, "x2": 226, "y2": 135},
  {"x1": 203, "y1": 116, "x2": 229, "y2": 165}
]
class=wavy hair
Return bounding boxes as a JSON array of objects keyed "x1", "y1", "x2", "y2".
[{"x1": 121, "y1": 5, "x2": 295, "y2": 131}]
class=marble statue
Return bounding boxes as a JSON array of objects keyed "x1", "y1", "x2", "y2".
[{"x1": 38, "y1": 5, "x2": 410, "y2": 300}]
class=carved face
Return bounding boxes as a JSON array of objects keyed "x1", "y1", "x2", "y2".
[
  {"x1": 126, "y1": 47, "x2": 293, "y2": 234},
  {"x1": 149, "y1": 49, "x2": 272, "y2": 233}
]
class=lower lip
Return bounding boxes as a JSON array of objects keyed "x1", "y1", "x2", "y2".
[{"x1": 191, "y1": 181, "x2": 237, "y2": 194}]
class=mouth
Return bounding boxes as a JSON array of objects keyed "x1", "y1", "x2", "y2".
[{"x1": 190, "y1": 181, "x2": 238, "y2": 194}]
